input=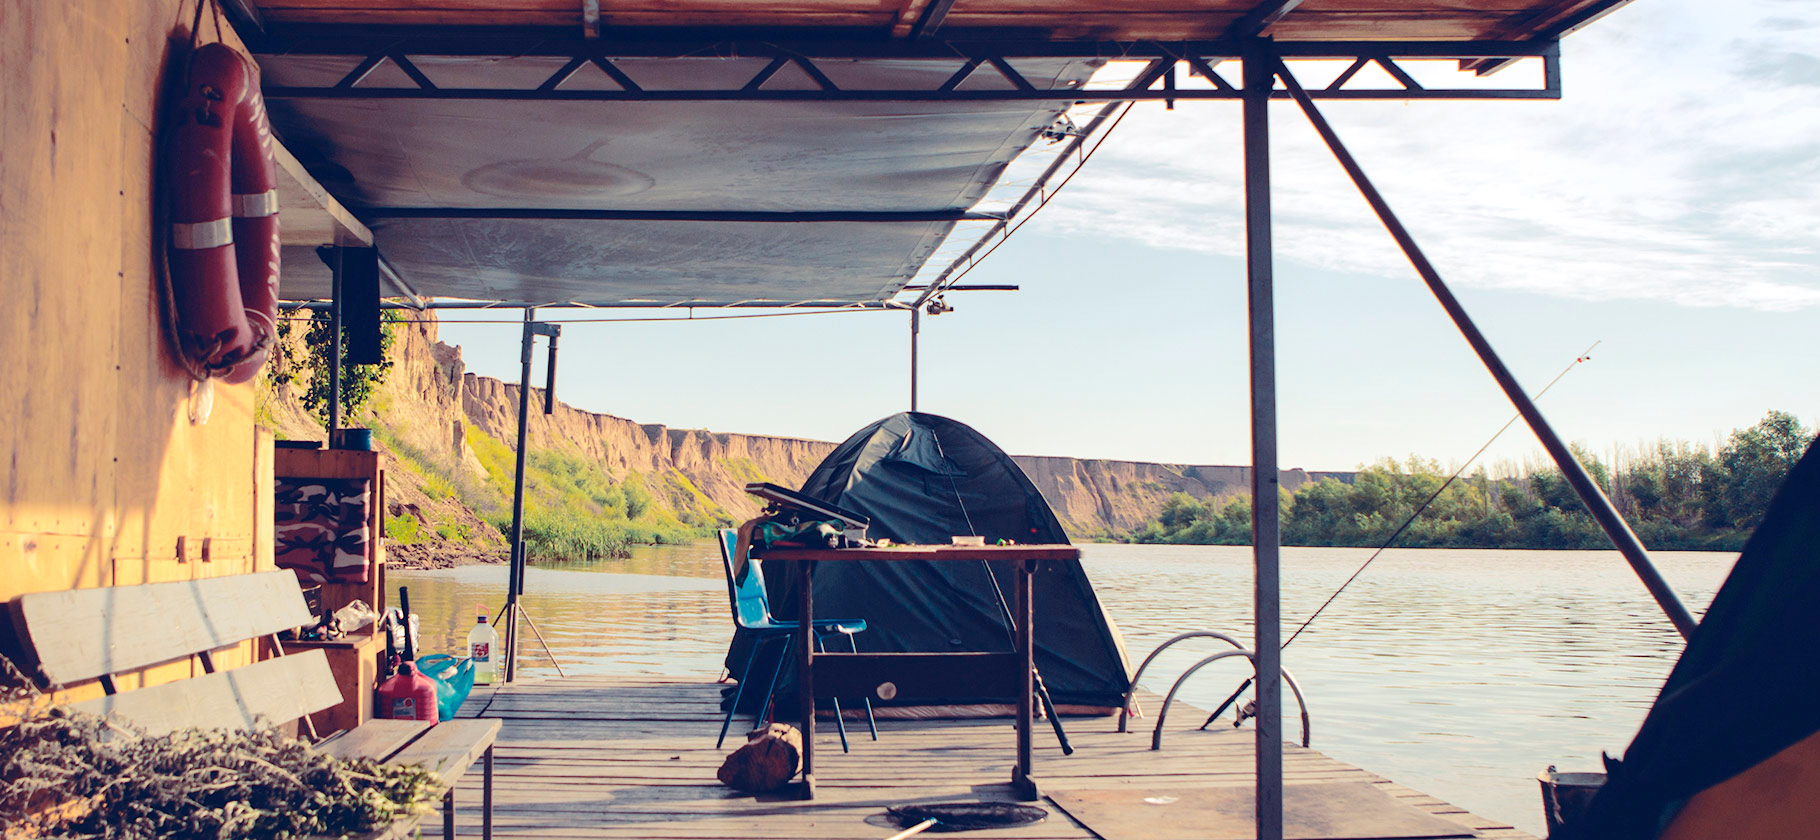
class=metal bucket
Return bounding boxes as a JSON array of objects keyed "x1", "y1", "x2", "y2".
[
  {"x1": 1538, "y1": 766, "x2": 1606, "y2": 837},
  {"x1": 334, "y1": 427, "x2": 375, "y2": 450}
]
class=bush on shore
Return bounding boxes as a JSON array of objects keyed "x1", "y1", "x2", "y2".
[{"x1": 1131, "y1": 411, "x2": 1814, "y2": 552}]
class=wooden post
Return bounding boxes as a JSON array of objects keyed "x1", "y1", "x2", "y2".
[{"x1": 1013, "y1": 557, "x2": 1038, "y2": 800}]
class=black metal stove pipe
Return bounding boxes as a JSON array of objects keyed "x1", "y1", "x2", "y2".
[
  {"x1": 1273, "y1": 59, "x2": 1698, "y2": 640},
  {"x1": 327, "y1": 246, "x2": 344, "y2": 446},
  {"x1": 543, "y1": 330, "x2": 559, "y2": 414}
]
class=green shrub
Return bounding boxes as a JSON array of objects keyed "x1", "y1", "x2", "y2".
[
  {"x1": 1128, "y1": 411, "x2": 1813, "y2": 550},
  {"x1": 434, "y1": 520, "x2": 473, "y2": 543},
  {"x1": 386, "y1": 513, "x2": 426, "y2": 546}
]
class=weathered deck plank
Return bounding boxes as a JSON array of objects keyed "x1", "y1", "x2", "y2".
[{"x1": 449, "y1": 676, "x2": 1535, "y2": 840}]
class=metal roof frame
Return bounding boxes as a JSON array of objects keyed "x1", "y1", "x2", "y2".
[
  {"x1": 261, "y1": 33, "x2": 1562, "y2": 311},
  {"x1": 256, "y1": 34, "x2": 1563, "y2": 104}
]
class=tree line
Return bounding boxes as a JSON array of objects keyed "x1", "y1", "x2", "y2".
[{"x1": 1129, "y1": 411, "x2": 1815, "y2": 551}]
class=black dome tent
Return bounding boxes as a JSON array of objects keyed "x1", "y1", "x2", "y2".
[{"x1": 724, "y1": 412, "x2": 1132, "y2": 712}]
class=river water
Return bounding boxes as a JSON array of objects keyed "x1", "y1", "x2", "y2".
[{"x1": 395, "y1": 543, "x2": 1733, "y2": 837}]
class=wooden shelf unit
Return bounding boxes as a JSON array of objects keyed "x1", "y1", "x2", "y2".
[
  {"x1": 274, "y1": 446, "x2": 389, "y2": 731},
  {"x1": 274, "y1": 447, "x2": 388, "y2": 620}
]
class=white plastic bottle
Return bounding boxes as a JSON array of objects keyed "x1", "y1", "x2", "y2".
[{"x1": 468, "y1": 605, "x2": 499, "y2": 685}]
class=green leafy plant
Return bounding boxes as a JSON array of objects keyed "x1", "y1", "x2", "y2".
[{"x1": 272, "y1": 310, "x2": 401, "y2": 422}]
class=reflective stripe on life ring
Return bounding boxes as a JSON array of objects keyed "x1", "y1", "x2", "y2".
[
  {"x1": 171, "y1": 218, "x2": 233, "y2": 250},
  {"x1": 234, "y1": 189, "x2": 278, "y2": 218}
]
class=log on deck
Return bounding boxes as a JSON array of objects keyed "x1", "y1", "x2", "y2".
[{"x1": 449, "y1": 675, "x2": 1536, "y2": 839}]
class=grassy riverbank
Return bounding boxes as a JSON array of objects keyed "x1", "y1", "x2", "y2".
[{"x1": 375, "y1": 422, "x2": 717, "y2": 564}]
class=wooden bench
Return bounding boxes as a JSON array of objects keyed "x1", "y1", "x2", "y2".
[{"x1": 5, "y1": 570, "x2": 499, "y2": 840}]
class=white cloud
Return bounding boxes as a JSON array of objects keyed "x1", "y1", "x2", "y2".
[{"x1": 1032, "y1": 0, "x2": 1820, "y2": 311}]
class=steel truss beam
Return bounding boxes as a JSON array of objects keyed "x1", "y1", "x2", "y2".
[
  {"x1": 358, "y1": 207, "x2": 1004, "y2": 223},
  {"x1": 279, "y1": 298, "x2": 911, "y2": 311},
  {"x1": 250, "y1": 28, "x2": 1554, "y2": 60},
  {"x1": 258, "y1": 37, "x2": 1560, "y2": 103}
]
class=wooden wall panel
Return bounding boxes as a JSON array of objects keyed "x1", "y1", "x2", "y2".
[
  {"x1": 0, "y1": 1, "x2": 127, "y2": 572},
  {"x1": 2, "y1": 1, "x2": 271, "y2": 628}
]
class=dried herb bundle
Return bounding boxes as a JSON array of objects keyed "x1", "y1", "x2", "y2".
[{"x1": 1, "y1": 663, "x2": 441, "y2": 839}]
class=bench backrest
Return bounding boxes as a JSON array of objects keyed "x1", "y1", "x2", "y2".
[{"x1": 7, "y1": 570, "x2": 342, "y2": 734}]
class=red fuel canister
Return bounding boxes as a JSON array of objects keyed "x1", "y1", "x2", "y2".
[{"x1": 376, "y1": 660, "x2": 439, "y2": 722}]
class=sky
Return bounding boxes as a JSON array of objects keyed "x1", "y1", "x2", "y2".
[{"x1": 438, "y1": 0, "x2": 1819, "y2": 473}]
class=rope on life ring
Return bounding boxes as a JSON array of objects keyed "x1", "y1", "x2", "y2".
[{"x1": 164, "y1": 38, "x2": 281, "y2": 384}]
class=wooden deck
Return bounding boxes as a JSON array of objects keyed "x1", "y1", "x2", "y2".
[{"x1": 450, "y1": 675, "x2": 1537, "y2": 840}]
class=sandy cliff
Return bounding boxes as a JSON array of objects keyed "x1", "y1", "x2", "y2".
[
  {"x1": 262, "y1": 315, "x2": 1351, "y2": 548},
  {"x1": 1012, "y1": 457, "x2": 1353, "y2": 537},
  {"x1": 376, "y1": 317, "x2": 837, "y2": 526}
]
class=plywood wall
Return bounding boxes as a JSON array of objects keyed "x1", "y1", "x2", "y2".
[{"x1": 0, "y1": 0, "x2": 275, "y2": 687}]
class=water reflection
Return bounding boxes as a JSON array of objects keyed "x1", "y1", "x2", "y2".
[
  {"x1": 397, "y1": 546, "x2": 727, "y2": 678},
  {"x1": 392, "y1": 541, "x2": 1733, "y2": 837}
]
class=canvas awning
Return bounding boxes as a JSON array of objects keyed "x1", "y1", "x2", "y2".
[
  {"x1": 261, "y1": 55, "x2": 1097, "y2": 305},
  {"x1": 244, "y1": 0, "x2": 1635, "y2": 309}
]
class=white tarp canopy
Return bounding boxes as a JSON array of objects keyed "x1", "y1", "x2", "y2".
[{"x1": 261, "y1": 55, "x2": 1098, "y2": 305}]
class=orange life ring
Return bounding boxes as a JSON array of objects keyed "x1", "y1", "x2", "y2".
[{"x1": 167, "y1": 42, "x2": 280, "y2": 384}]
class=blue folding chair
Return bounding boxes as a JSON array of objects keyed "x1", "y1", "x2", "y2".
[{"x1": 717, "y1": 528, "x2": 878, "y2": 751}]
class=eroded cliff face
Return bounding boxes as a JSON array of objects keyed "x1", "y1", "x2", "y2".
[
  {"x1": 1015, "y1": 458, "x2": 1311, "y2": 536},
  {"x1": 372, "y1": 317, "x2": 834, "y2": 524},
  {"x1": 459, "y1": 372, "x2": 834, "y2": 522},
  {"x1": 351, "y1": 315, "x2": 1348, "y2": 539}
]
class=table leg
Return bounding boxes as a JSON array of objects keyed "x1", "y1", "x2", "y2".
[
  {"x1": 797, "y1": 558, "x2": 817, "y2": 800},
  {"x1": 442, "y1": 788, "x2": 455, "y2": 840},
  {"x1": 1013, "y1": 557, "x2": 1038, "y2": 801},
  {"x1": 483, "y1": 745, "x2": 494, "y2": 840}
]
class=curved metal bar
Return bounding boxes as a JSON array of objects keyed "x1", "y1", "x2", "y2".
[
  {"x1": 1151, "y1": 650, "x2": 1255, "y2": 750},
  {"x1": 1119, "y1": 630, "x2": 1247, "y2": 732},
  {"x1": 1151, "y1": 652, "x2": 1314, "y2": 750},
  {"x1": 1281, "y1": 666, "x2": 1311, "y2": 748}
]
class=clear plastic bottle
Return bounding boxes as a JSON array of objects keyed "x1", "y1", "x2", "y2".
[{"x1": 468, "y1": 605, "x2": 499, "y2": 685}]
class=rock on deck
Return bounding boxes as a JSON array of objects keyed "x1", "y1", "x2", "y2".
[{"x1": 451, "y1": 675, "x2": 1536, "y2": 839}]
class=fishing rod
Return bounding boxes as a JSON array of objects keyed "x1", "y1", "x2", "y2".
[
  {"x1": 1201, "y1": 341, "x2": 1601, "y2": 730},
  {"x1": 929, "y1": 429, "x2": 1075, "y2": 755}
]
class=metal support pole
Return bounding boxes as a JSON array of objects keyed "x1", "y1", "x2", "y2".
[
  {"x1": 327, "y1": 247, "x2": 344, "y2": 446},
  {"x1": 1273, "y1": 61, "x2": 1698, "y2": 640},
  {"x1": 504, "y1": 308, "x2": 536, "y2": 681},
  {"x1": 910, "y1": 307, "x2": 921, "y2": 411},
  {"x1": 1242, "y1": 39, "x2": 1284, "y2": 840}
]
